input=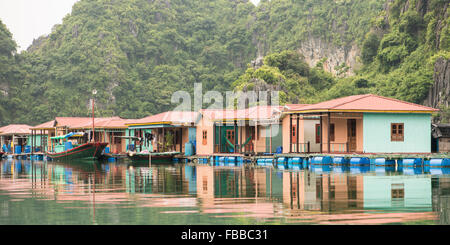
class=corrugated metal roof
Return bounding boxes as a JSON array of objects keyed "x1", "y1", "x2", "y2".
[
  {"x1": 287, "y1": 94, "x2": 439, "y2": 113},
  {"x1": 127, "y1": 111, "x2": 199, "y2": 126},
  {"x1": 0, "y1": 124, "x2": 32, "y2": 135},
  {"x1": 200, "y1": 105, "x2": 284, "y2": 121}
]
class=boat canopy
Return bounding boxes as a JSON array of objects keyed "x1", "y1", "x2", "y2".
[{"x1": 51, "y1": 132, "x2": 85, "y2": 140}]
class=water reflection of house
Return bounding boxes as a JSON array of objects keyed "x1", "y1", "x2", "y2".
[
  {"x1": 432, "y1": 177, "x2": 450, "y2": 224},
  {"x1": 363, "y1": 175, "x2": 432, "y2": 210},
  {"x1": 282, "y1": 172, "x2": 364, "y2": 211}
]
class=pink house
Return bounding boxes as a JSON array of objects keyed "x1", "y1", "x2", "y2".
[{"x1": 195, "y1": 105, "x2": 284, "y2": 156}]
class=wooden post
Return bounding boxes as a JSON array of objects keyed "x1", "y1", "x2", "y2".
[
  {"x1": 296, "y1": 114, "x2": 299, "y2": 153},
  {"x1": 234, "y1": 120, "x2": 237, "y2": 153},
  {"x1": 213, "y1": 123, "x2": 216, "y2": 153},
  {"x1": 269, "y1": 124, "x2": 272, "y2": 154},
  {"x1": 289, "y1": 114, "x2": 292, "y2": 153},
  {"x1": 327, "y1": 112, "x2": 331, "y2": 153},
  {"x1": 162, "y1": 128, "x2": 165, "y2": 152},
  {"x1": 239, "y1": 123, "x2": 242, "y2": 154},
  {"x1": 319, "y1": 113, "x2": 323, "y2": 153},
  {"x1": 218, "y1": 124, "x2": 222, "y2": 153}
]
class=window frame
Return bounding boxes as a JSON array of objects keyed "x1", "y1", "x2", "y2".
[
  {"x1": 391, "y1": 123, "x2": 404, "y2": 142},
  {"x1": 202, "y1": 130, "x2": 207, "y2": 145}
]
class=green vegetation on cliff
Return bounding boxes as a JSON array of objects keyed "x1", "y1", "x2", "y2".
[{"x1": 0, "y1": 0, "x2": 448, "y2": 125}]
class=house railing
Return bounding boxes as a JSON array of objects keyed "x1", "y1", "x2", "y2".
[
  {"x1": 290, "y1": 142, "x2": 311, "y2": 153},
  {"x1": 321, "y1": 142, "x2": 348, "y2": 153}
]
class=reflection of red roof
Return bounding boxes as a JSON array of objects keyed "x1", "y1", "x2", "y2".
[
  {"x1": 201, "y1": 105, "x2": 284, "y2": 121},
  {"x1": 127, "y1": 111, "x2": 199, "y2": 126},
  {"x1": 287, "y1": 94, "x2": 439, "y2": 113},
  {"x1": 0, "y1": 124, "x2": 32, "y2": 135}
]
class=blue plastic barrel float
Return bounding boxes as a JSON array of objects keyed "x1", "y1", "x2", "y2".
[
  {"x1": 429, "y1": 158, "x2": 450, "y2": 167},
  {"x1": 107, "y1": 157, "x2": 116, "y2": 162},
  {"x1": 402, "y1": 158, "x2": 423, "y2": 167},
  {"x1": 349, "y1": 157, "x2": 370, "y2": 166},
  {"x1": 104, "y1": 147, "x2": 110, "y2": 154},
  {"x1": 374, "y1": 158, "x2": 396, "y2": 166},
  {"x1": 311, "y1": 156, "x2": 332, "y2": 165},
  {"x1": 14, "y1": 146, "x2": 22, "y2": 154},
  {"x1": 24, "y1": 145, "x2": 32, "y2": 153},
  {"x1": 332, "y1": 157, "x2": 349, "y2": 166}
]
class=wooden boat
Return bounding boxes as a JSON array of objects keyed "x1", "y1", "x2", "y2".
[
  {"x1": 47, "y1": 132, "x2": 107, "y2": 161},
  {"x1": 126, "y1": 151, "x2": 180, "y2": 163}
]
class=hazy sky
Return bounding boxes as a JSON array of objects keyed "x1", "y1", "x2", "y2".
[
  {"x1": 0, "y1": 0, "x2": 259, "y2": 52},
  {"x1": 0, "y1": 0, "x2": 79, "y2": 51}
]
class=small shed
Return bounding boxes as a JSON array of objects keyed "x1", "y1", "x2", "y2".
[{"x1": 432, "y1": 124, "x2": 450, "y2": 153}]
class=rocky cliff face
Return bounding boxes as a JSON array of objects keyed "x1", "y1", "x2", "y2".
[
  {"x1": 425, "y1": 58, "x2": 450, "y2": 110},
  {"x1": 297, "y1": 37, "x2": 360, "y2": 77}
]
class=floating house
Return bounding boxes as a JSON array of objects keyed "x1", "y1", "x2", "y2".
[
  {"x1": 432, "y1": 124, "x2": 450, "y2": 153},
  {"x1": 283, "y1": 94, "x2": 439, "y2": 154},
  {"x1": 0, "y1": 124, "x2": 33, "y2": 154},
  {"x1": 125, "y1": 111, "x2": 198, "y2": 154},
  {"x1": 69, "y1": 117, "x2": 136, "y2": 154},
  {"x1": 195, "y1": 105, "x2": 284, "y2": 156},
  {"x1": 30, "y1": 117, "x2": 133, "y2": 154}
]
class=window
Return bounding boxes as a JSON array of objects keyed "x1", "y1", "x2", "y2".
[
  {"x1": 330, "y1": 124, "x2": 335, "y2": 142},
  {"x1": 202, "y1": 130, "x2": 207, "y2": 145},
  {"x1": 391, "y1": 123, "x2": 404, "y2": 142}
]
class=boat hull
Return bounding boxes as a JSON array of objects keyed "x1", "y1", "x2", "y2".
[{"x1": 47, "y1": 142, "x2": 108, "y2": 161}]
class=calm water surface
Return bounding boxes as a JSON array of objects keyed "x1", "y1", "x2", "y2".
[{"x1": 0, "y1": 159, "x2": 449, "y2": 225}]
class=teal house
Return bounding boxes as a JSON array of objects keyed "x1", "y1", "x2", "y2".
[{"x1": 284, "y1": 94, "x2": 439, "y2": 154}]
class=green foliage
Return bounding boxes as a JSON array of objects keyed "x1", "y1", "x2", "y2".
[
  {"x1": 361, "y1": 33, "x2": 380, "y2": 64},
  {"x1": 0, "y1": 0, "x2": 448, "y2": 126},
  {"x1": 233, "y1": 50, "x2": 334, "y2": 104}
]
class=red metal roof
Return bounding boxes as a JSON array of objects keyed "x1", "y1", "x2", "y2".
[
  {"x1": 31, "y1": 117, "x2": 134, "y2": 130},
  {"x1": 287, "y1": 94, "x2": 439, "y2": 113},
  {"x1": 0, "y1": 124, "x2": 32, "y2": 135},
  {"x1": 285, "y1": 104, "x2": 310, "y2": 111},
  {"x1": 70, "y1": 117, "x2": 136, "y2": 129},
  {"x1": 200, "y1": 105, "x2": 284, "y2": 121},
  {"x1": 31, "y1": 120, "x2": 56, "y2": 130},
  {"x1": 127, "y1": 111, "x2": 199, "y2": 125}
]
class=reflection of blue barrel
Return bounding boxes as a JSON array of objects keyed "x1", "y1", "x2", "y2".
[
  {"x1": 185, "y1": 142, "x2": 194, "y2": 156},
  {"x1": 15, "y1": 146, "x2": 22, "y2": 154}
]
